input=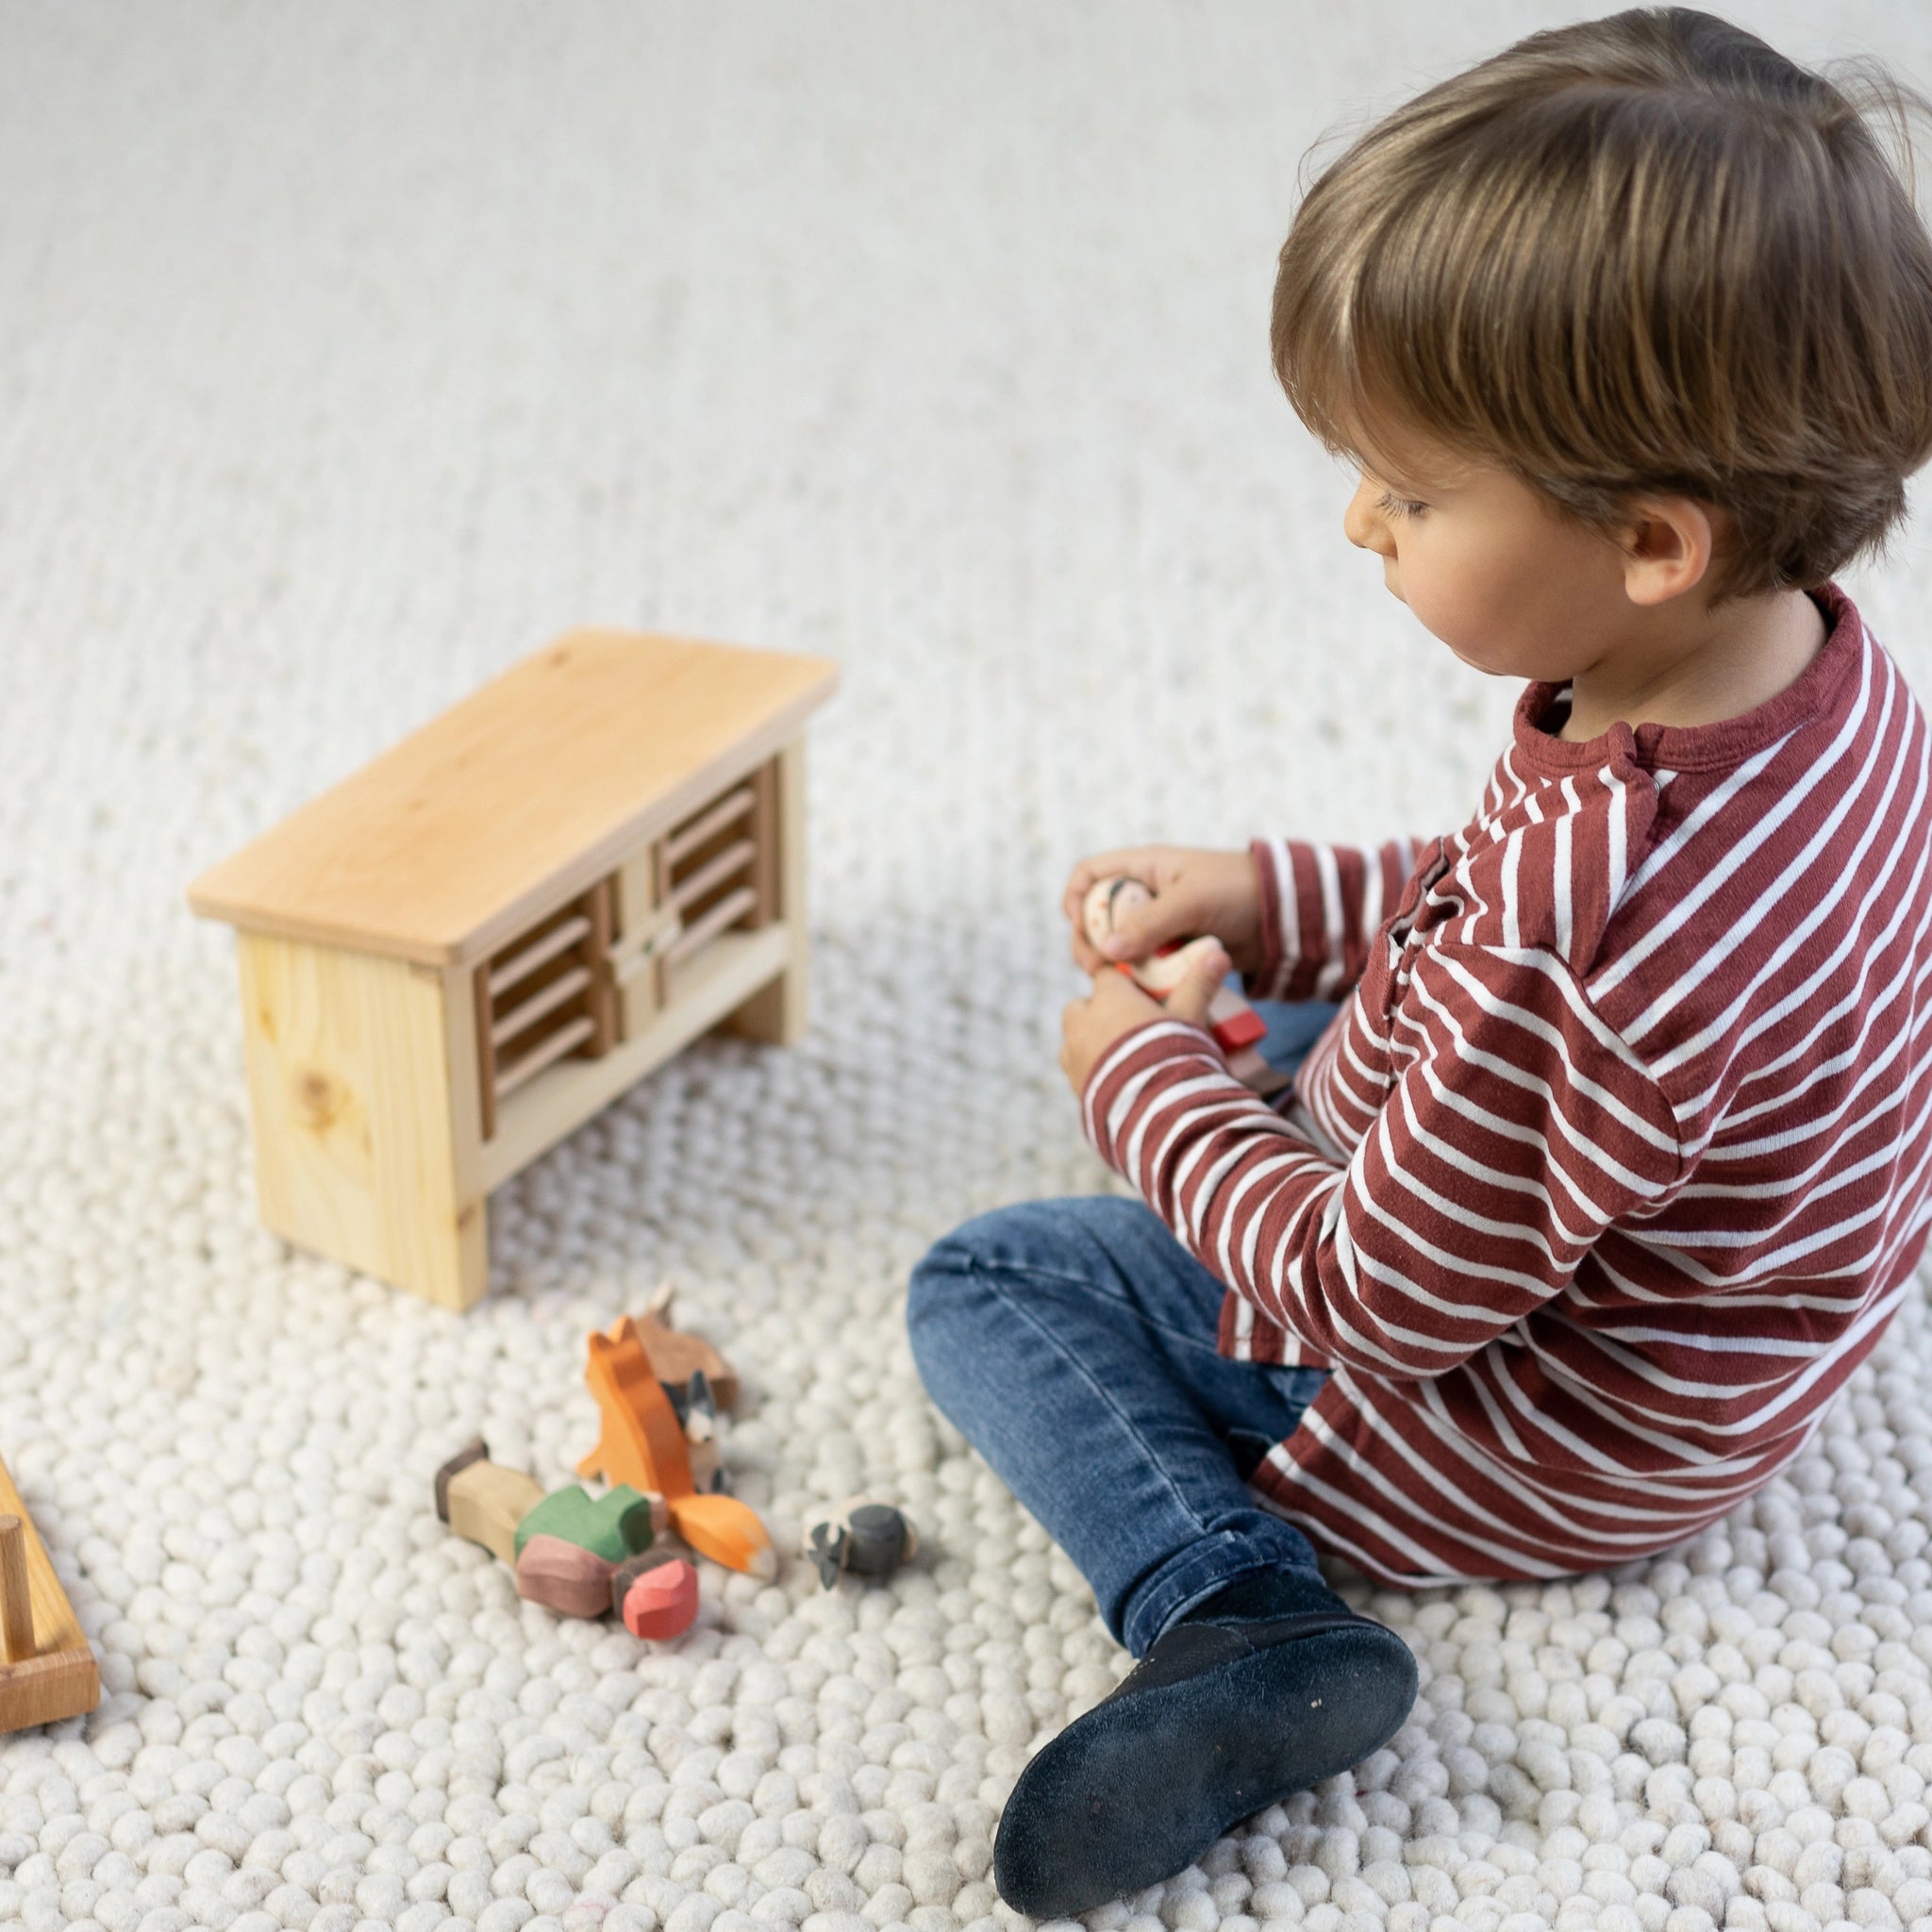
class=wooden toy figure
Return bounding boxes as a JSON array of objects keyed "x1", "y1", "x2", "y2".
[
  {"x1": 803, "y1": 1496, "x2": 919, "y2": 1590},
  {"x1": 515, "y1": 1538, "x2": 619, "y2": 1620},
  {"x1": 579, "y1": 1318, "x2": 776, "y2": 1579},
  {"x1": 663, "y1": 1371, "x2": 726, "y2": 1492},
  {"x1": 636, "y1": 1283, "x2": 740, "y2": 1410},
  {"x1": 514, "y1": 1484, "x2": 665, "y2": 1563},
  {"x1": 1081, "y1": 874, "x2": 1288, "y2": 1096},
  {"x1": 611, "y1": 1548, "x2": 703, "y2": 1640},
  {"x1": 437, "y1": 1441, "x2": 544, "y2": 1565},
  {"x1": 434, "y1": 1440, "x2": 700, "y2": 1639}
]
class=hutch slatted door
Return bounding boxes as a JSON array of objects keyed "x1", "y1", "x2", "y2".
[{"x1": 188, "y1": 631, "x2": 838, "y2": 1311}]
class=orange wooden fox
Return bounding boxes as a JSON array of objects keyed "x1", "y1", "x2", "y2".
[{"x1": 579, "y1": 1318, "x2": 775, "y2": 1579}]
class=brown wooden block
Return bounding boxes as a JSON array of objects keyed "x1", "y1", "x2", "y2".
[
  {"x1": 445, "y1": 1457, "x2": 544, "y2": 1566},
  {"x1": 515, "y1": 1535, "x2": 615, "y2": 1619},
  {"x1": 634, "y1": 1287, "x2": 739, "y2": 1409}
]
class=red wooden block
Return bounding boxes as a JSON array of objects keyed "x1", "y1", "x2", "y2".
[
  {"x1": 619, "y1": 1557, "x2": 699, "y2": 1640},
  {"x1": 1210, "y1": 1006, "x2": 1266, "y2": 1051}
]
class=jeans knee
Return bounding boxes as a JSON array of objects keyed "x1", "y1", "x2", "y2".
[
  {"x1": 907, "y1": 1200, "x2": 1065, "y2": 1392},
  {"x1": 906, "y1": 1211, "x2": 1003, "y2": 1363},
  {"x1": 905, "y1": 1241, "x2": 963, "y2": 1356},
  {"x1": 908, "y1": 1195, "x2": 1160, "y2": 1379}
]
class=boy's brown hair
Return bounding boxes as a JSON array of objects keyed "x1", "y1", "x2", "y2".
[{"x1": 1273, "y1": 8, "x2": 1932, "y2": 602}]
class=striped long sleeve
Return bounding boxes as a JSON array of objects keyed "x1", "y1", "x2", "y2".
[
  {"x1": 1248, "y1": 835, "x2": 1429, "y2": 1003},
  {"x1": 1084, "y1": 940, "x2": 1683, "y2": 1378},
  {"x1": 1079, "y1": 584, "x2": 1932, "y2": 1587}
]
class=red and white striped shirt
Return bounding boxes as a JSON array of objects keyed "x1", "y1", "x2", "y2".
[{"x1": 1082, "y1": 585, "x2": 1932, "y2": 1588}]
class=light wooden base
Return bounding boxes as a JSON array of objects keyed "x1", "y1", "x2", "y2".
[{"x1": 0, "y1": 1453, "x2": 99, "y2": 1735}]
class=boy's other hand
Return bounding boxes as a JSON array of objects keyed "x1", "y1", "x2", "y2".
[
  {"x1": 1062, "y1": 845, "x2": 1263, "y2": 976},
  {"x1": 1060, "y1": 942, "x2": 1229, "y2": 1096}
]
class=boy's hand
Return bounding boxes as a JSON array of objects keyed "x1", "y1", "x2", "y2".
[
  {"x1": 1062, "y1": 845, "x2": 1264, "y2": 976},
  {"x1": 1060, "y1": 941, "x2": 1230, "y2": 1096}
]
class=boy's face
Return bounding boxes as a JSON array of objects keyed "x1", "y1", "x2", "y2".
[{"x1": 1339, "y1": 416, "x2": 1644, "y2": 683}]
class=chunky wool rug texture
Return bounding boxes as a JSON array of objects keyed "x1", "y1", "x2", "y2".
[{"x1": 7, "y1": 6, "x2": 1932, "y2": 1932}]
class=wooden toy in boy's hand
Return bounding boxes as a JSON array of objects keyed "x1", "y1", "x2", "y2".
[{"x1": 1081, "y1": 875, "x2": 1287, "y2": 1095}]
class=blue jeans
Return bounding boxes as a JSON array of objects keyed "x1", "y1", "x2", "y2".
[{"x1": 907, "y1": 999, "x2": 1341, "y2": 1658}]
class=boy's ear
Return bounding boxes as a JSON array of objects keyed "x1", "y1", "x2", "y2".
[{"x1": 1617, "y1": 495, "x2": 1721, "y2": 607}]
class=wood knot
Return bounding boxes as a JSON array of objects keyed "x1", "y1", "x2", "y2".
[{"x1": 292, "y1": 1068, "x2": 344, "y2": 1131}]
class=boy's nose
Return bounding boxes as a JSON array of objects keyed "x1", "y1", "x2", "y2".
[{"x1": 1343, "y1": 476, "x2": 1394, "y2": 556}]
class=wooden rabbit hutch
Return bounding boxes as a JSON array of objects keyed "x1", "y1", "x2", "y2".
[{"x1": 188, "y1": 631, "x2": 838, "y2": 1310}]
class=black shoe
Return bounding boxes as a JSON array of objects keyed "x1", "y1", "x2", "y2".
[{"x1": 991, "y1": 1582, "x2": 1418, "y2": 1917}]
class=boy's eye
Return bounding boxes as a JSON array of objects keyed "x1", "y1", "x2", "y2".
[{"x1": 1376, "y1": 490, "x2": 1428, "y2": 519}]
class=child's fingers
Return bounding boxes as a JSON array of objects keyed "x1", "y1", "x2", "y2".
[
  {"x1": 1162, "y1": 943, "x2": 1231, "y2": 1028},
  {"x1": 1103, "y1": 886, "x2": 1205, "y2": 961},
  {"x1": 1064, "y1": 854, "x2": 1154, "y2": 965},
  {"x1": 1062, "y1": 849, "x2": 1149, "y2": 924}
]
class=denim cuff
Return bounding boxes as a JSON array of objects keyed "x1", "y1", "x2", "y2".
[{"x1": 1121, "y1": 1530, "x2": 1324, "y2": 1657}]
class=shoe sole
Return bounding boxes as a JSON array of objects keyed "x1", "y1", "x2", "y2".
[{"x1": 993, "y1": 1619, "x2": 1418, "y2": 1917}]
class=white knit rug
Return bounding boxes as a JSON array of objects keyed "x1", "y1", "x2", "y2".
[{"x1": 6, "y1": 7, "x2": 1932, "y2": 1932}]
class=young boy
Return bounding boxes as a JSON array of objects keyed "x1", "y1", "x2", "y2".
[{"x1": 907, "y1": 6, "x2": 1932, "y2": 1918}]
